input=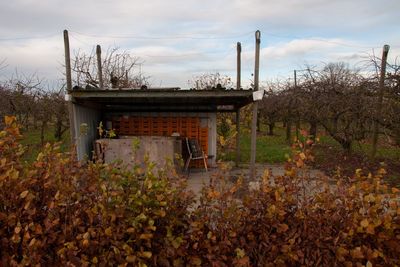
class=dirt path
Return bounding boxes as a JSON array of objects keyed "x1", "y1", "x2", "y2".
[{"x1": 185, "y1": 163, "x2": 328, "y2": 197}]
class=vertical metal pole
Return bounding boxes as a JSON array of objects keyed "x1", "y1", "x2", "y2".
[
  {"x1": 371, "y1": 44, "x2": 390, "y2": 158},
  {"x1": 249, "y1": 30, "x2": 261, "y2": 180},
  {"x1": 235, "y1": 42, "x2": 242, "y2": 167},
  {"x1": 96, "y1": 45, "x2": 104, "y2": 89}
]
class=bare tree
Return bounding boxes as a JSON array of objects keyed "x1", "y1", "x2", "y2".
[
  {"x1": 1, "y1": 72, "x2": 43, "y2": 130},
  {"x1": 275, "y1": 63, "x2": 374, "y2": 152},
  {"x1": 259, "y1": 86, "x2": 284, "y2": 136},
  {"x1": 72, "y1": 47, "x2": 149, "y2": 89},
  {"x1": 378, "y1": 58, "x2": 400, "y2": 146},
  {"x1": 0, "y1": 58, "x2": 7, "y2": 72},
  {"x1": 362, "y1": 53, "x2": 400, "y2": 147},
  {"x1": 190, "y1": 72, "x2": 233, "y2": 90},
  {"x1": 303, "y1": 63, "x2": 373, "y2": 151},
  {"x1": 0, "y1": 70, "x2": 70, "y2": 144},
  {"x1": 51, "y1": 88, "x2": 69, "y2": 141}
]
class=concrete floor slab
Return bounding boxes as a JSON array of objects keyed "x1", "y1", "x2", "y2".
[{"x1": 184, "y1": 163, "x2": 328, "y2": 198}]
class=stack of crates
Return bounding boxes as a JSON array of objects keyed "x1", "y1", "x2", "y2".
[
  {"x1": 180, "y1": 117, "x2": 197, "y2": 139},
  {"x1": 141, "y1": 117, "x2": 151, "y2": 136},
  {"x1": 160, "y1": 117, "x2": 169, "y2": 136},
  {"x1": 112, "y1": 116, "x2": 206, "y2": 139},
  {"x1": 110, "y1": 116, "x2": 208, "y2": 168},
  {"x1": 151, "y1": 117, "x2": 160, "y2": 136},
  {"x1": 169, "y1": 117, "x2": 180, "y2": 136},
  {"x1": 118, "y1": 117, "x2": 130, "y2": 135},
  {"x1": 131, "y1": 117, "x2": 141, "y2": 135},
  {"x1": 199, "y1": 127, "x2": 208, "y2": 155},
  {"x1": 112, "y1": 117, "x2": 120, "y2": 134}
]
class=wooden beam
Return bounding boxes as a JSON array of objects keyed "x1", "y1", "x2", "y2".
[{"x1": 70, "y1": 89, "x2": 254, "y2": 99}]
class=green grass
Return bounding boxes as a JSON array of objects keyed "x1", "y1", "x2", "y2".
[
  {"x1": 20, "y1": 126, "x2": 70, "y2": 162},
  {"x1": 222, "y1": 123, "x2": 400, "y2": 164},
  {"x1": 353, "y1": 142, "x2": 400, "y2": 161},
  {"x1": 221, "y1": 123, "x2": 400, "y2": 186},
  {"x1": 19, "y1": 123, "x2": 399, "y2": 169},
  {"x1": 317, "y1": 134, "x2": 341, "y2": 148},
  {"x1": 317, "y1": 131, "x2": 400, "y2": 161},
  {"x1": 223, "y1": 125, "x2": 291, "y2": 163}
]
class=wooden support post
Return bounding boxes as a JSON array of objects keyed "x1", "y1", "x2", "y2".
[
  {"x1": 96, "y1": 45, "x2": 104, "y2": 89},
  {"x1": 63, "y1": 30, "x2": 76, "y2": 145},
  {"x1": 64, "y1": 30, "x2": 72, "y2": 91},
  {"x1": 371, "y1": 44, "x2": 390, "y2": 158},
  {"x1": 236, "y1": 42, "x2": 241, "y2": 90},
  {"x1": 250, "y1": 30, "x2": 261, "y2": 180},
  {"x1": 235, "y1": 42, "x2": 242, "y2": 167}
]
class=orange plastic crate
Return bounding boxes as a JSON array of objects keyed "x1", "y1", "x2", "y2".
[{"x1": 112, "y1": 115, "x2": 208, "y2": 168}]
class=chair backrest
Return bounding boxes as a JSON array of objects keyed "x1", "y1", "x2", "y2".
[{"x1": 186, "y1": 138, "x2": 203, "y2": 158}]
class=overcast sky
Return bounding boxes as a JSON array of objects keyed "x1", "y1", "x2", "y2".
[{"x1": 0, "y1": 0, "x2": 399, "y2": 88}]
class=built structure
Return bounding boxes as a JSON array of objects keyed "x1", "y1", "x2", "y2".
[{"x1": 67, "y1": 87, "x2": 253, "y2": 167}]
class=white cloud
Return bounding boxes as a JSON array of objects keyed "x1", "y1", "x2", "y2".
[
  {"x1": 260, "y1": 39, "x2": 340, "y2": 59},
  {"x1": 0, "y1": 0, "x2": 399, "y2": 87},
  {"x1": 0, "y1": 36, "x2": 63, "y2": 80}
]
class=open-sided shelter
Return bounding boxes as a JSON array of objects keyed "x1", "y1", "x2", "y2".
[
  {"x1": 63, "y1": 29, "x2": 259, "y2": 171},
  {"x1": 68, "y1": 87, "x2": 254, "y2": 167}
]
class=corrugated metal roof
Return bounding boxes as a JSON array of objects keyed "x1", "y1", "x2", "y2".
[{"x1": 69, "y1": 88, "x2": 254, "y2": 112}]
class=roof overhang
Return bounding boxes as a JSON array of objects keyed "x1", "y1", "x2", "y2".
[{"x1": 69, "y1": 88, "x2": 254, "y2": 112}]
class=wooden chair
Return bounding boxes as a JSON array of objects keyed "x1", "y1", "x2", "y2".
[{"x1": 184, "y1": 138, "x2": 208, "y2": 172}]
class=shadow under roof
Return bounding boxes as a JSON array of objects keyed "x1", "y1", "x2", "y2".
[{"x1": 69, "y1": 88, "x2": 254, "y2": 112}]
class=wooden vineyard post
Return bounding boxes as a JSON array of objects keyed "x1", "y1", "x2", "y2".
[
  {"x1": 236, "y1": 42, "x2": 242, "y2": 167},
  {"x1": 96, "y1": 45, "x2": 104, "y2": 89},
  {"x1": 249, "y1": 30, "x2": 261, "y2": 180}
]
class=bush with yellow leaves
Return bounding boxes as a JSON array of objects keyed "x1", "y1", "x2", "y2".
[
  {"x1": 1, "y1": 116, "x2": 399, "y2": 266},
  {"x1": 0, "y1": 116, "x2": 194, "y2": 266}
]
